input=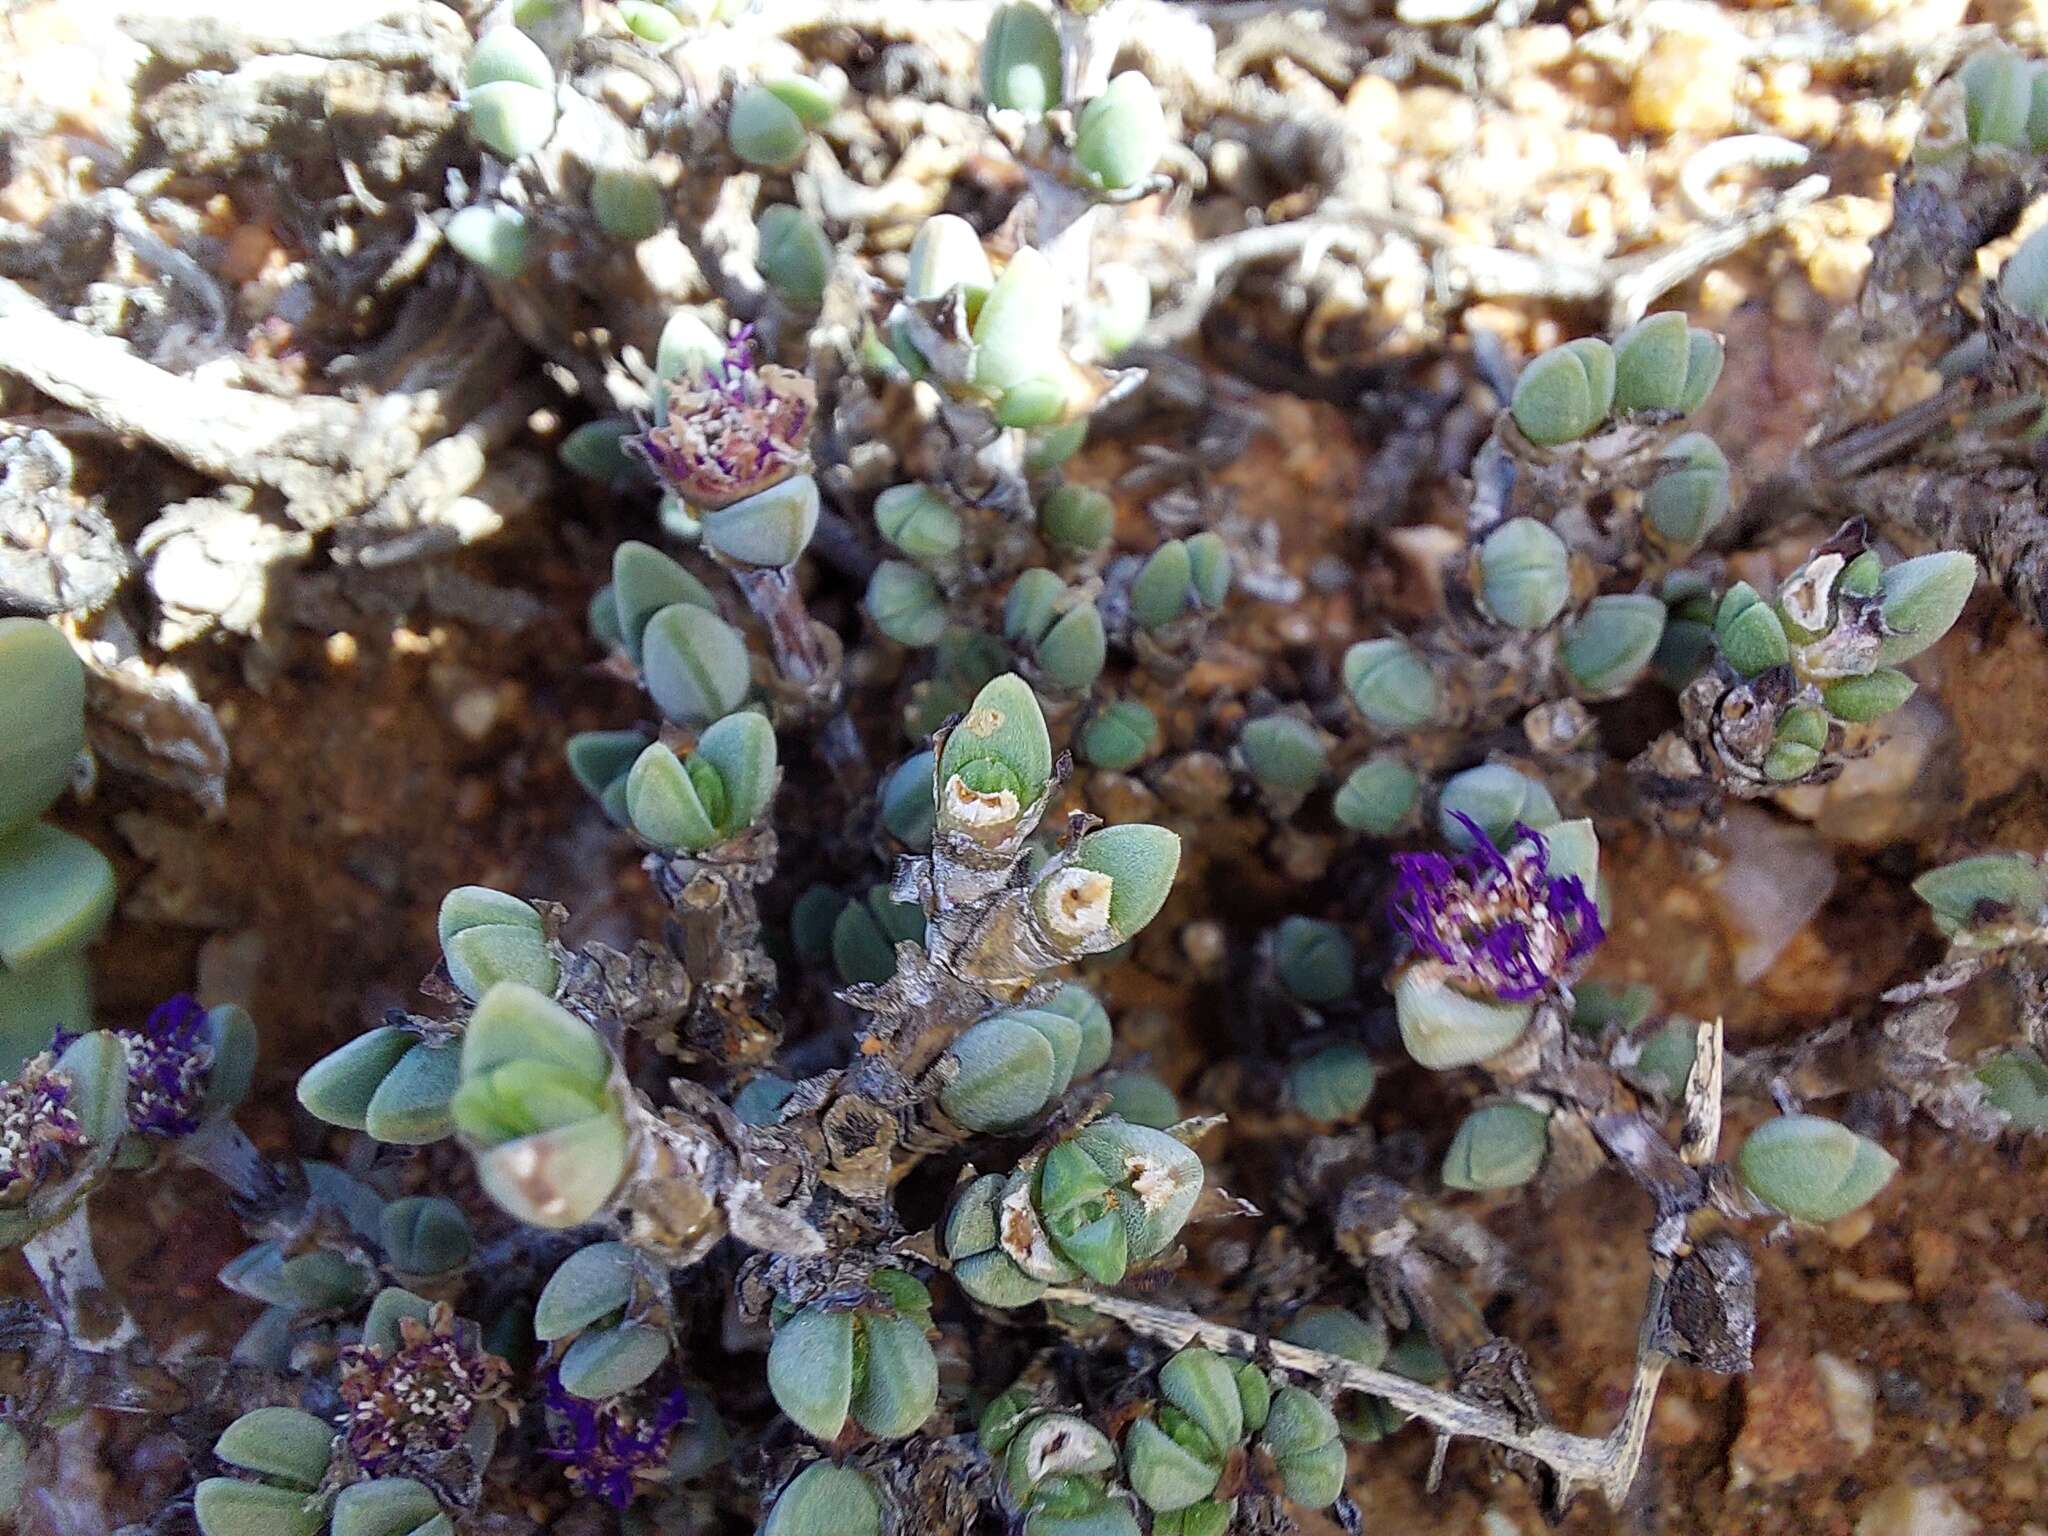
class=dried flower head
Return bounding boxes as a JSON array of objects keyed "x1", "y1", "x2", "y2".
[
  {"x1": 117, "y1": 994, "x2": 214, "y2": 1139},
  {"x1": 541, "y1": 1371, "x2": 691, "y2": 1508},
  {"x1": 636, "y1": 328, "x2": 816, "y2": 510},
  {"x1": 0, "y1": 1055, "x2": 87, "y2": 1201},
  {"x1": 1390, "y1": 815, "x2": 1603, "y2": 1001},
  {"x1": 337, "y1": 1304, "x2": 510, "y2": 1477}
]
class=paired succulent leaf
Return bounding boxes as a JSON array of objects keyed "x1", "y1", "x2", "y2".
[
  {"x1": 625, "y1": 712, "x2": 779, "y2": 853},
  {"x1": 767, "y1": 1272, "x2": 938, "y2": 1441}
]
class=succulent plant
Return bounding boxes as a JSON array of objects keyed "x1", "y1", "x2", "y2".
[
  {"x1": 1610, "y1": 312, "x2": 1723, "y2": 416},
  {"x1": 1287, "y1": 1042, "x2": 1376, "y2": 1122},
  {"x1": 464, "y1": 28, "x2": 557, "y2": 160},
  {"x1": 981, "y1": 2, "x2": 1064, "y2": 116},
  {"x1": 626, "y1": 712, "x2": 779, "y2": 853},
  {"x1": 1475, "y1": 518, "x2": 1571, "y2": 630},
  {"x1": 1073, "y1": 73, "x2": 1167, "y2": 191},
  {"x1": 767, "y1": 1270, "x2": 939, "y2": 1440},
  {"x1": 1510, "y1": 338, "x2": 1614, "y2": 445},
  {"x1": 1441, "y1": 1101, "x2": 1550, "y2": 1190},
  {"x1": 945, "y1": 1118, "x2": 1204, "y2": 1304},
  {"x1": 760, "y1": 1462, "x2": 884, "y2": 1536}
]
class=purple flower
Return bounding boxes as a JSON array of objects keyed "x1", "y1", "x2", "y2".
[
  {"x1": 0, "y1": 1056, "x2": 87, "y2": 1201},
  {"x1": 636, "y1": 328, "x2": 815, "y2": 510},
  {"x1": 1389, "y1": 815, "x2": 1603, "y2": 1001},
  {"x1": 120, "y1": 994, "x2": 214, "y2": 1140},
  {"x1": 541, "y1": 1371, "x2": 691, "y2": 1508},
  {"x1": 337, "y1": 1304, "x2": 510, "y2": 1478}
]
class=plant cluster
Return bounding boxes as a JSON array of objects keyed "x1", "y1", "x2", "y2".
[{"x1": 14, "y1": 10, "x2": 2048, "y2": 1536}]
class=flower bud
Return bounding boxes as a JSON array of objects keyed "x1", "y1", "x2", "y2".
[
  {"x1": 757, "y1": 206, "x2": 832, "y2": 308},
  {"x1": 1435, "y1": 763, "x2": 1558, "y2": 847},
  {"x1": 876, "y1": 483, "x2": 963, "y2": 561},
  {"x1": 560, "y1": 1321, "x2": 669, "y2": 1399},
  {"x1": 906, "y1": 213, "x2": 994, "y2": 300},
  {"x1": 0, "y1": 821, "x2": 114, "y2": 971},
  {"x1": 941, "y1": 1014, "x2": 1058, "y2": 1130},
  {"x1": 1962, "y1": 47, "x2": 2035, "y2": 148},
  {"x1": 1394, "y1": 968, "x2": 1534, "y2": 1069},
  {"x1": 1875, "y1": 549, "x2": 1976, "y2": 665},
  {"x1": 1342, "y1": 638, "x2": 1439, "y2": 731},
  {"x1": 1912, "y1": 851, "x2": 2048, "y2": 936},
  {"x1": 1475, "y1": 518, "x2": 1569, "y2": 630},
  {"x1": 1273, "y1": 917, "x2": 1354, "y2": 1005},
  {"x1": 566, "y1": 729, "x2": 649, "y2": 826},
  {"x1": 1257, "y1": 1387, "x2": 1344, "y2": 1509},
  {"x1": 981, "y1": 2, "x2": 1064, "y2": 115},
  {"x1": 446, "y1": 203, "x2": 530, "y2": 278},
  {"x1": 760, "y1": 1463, "x2": 883, "y2": 1536},
  {"x1": 381, "y1": 1196, "x2": 473, "y2": 1280},
  {"x1": 865, "y1": 560, "x2": 947, "y2": 647},
  {"x1": 881, "y1": 750, "x2": 937, "y2": 848},
  {"x1": 1509, "y1": 337, "x2": 1613, "y2": 445},
  {"x1": 1286, "y1": 1042, "x2": 1375, "y2": 1121},
  {"x1": 1334, "y1": 757, "x2": 1420, "y2": 837},
  {"x1": 590, "y1": 165, "x2": 665, "y2": 242},
  {"x1": 1643, "y1": 432, "x2": 1731, "y2": 550},
  {"x1": 1978, "y1": 1049, "x2": 2048, "y2": 1130},
  {"x1": 464, "y1": 30, "x2": 556, "y2": 159},
  {"x1": 1611, "y1": 312, "x2": 1723, "y2": 416},
  {"x1": 1820, "y1": 668, "x2": 1916, "y2": 723},
  {"x1": 1441, "y1": 1101, "x2": 1549, "y2": 1190},
  {"x1": 440, "y1": 885, "x2": 557, "y2": 1003},
  {"x1": 1559, "y1": 593, "x2": 1666, "y2": 697},
  {"x1": 535, "y1": 1240, "x2": 638, "y2": 1340},
  {"x1": 1041, "y1": 484, "x2": 1114, "y2": 555},
  {"x1": 1073, "y1": 72, "x2": 1167, "y2": 191},
  {"x1": 972, "y1": 248, "x2": 1063, "y2": 397},
  {"x1": 0, "y1": 619, "x2": 84, "y2": 839},
  {"x1": 330, "y1": 1478, "x2": 444, "y2": 1536},
  {"x1": 1079, "y1": 699, "x2": 1156, "y2": 771},
  {"x1": 728, "y1": 83, "x2": 807, "y2": 169},
  {"x1": 1713, "y1": 582, "x2": 1790, "y2": 677},
  {"x1": 1239, "y1": 716, "x2": 1327, "y2": 795},
  {"x1": 642, "y1": 602, "x2": 752, "y2": 725},
  {"x1": 1125, "y1": 1414, "x2": 1221, "y2": 1512},
  {"x1": 1735, "y1": 1113, "x2": 1896, "y2": 1223}
]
